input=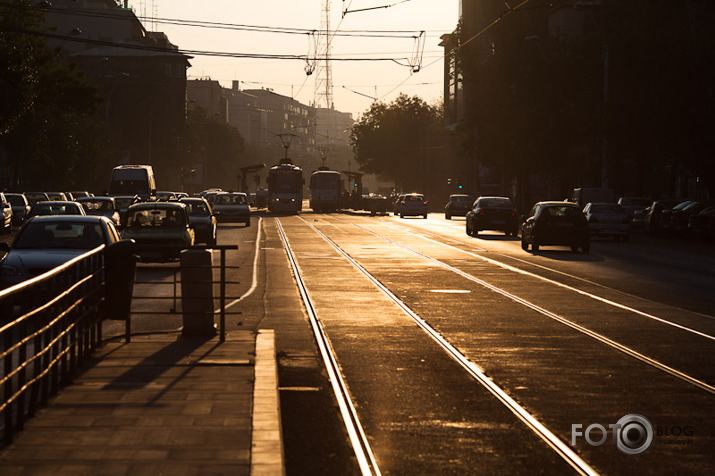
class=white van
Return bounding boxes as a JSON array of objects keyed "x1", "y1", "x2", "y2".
[{"x1": 108, "y1": 165, "x2": 156, "y2": 200}]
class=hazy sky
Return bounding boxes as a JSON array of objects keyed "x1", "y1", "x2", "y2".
[{"x1": 130, "y1": 1, "x2": 459, "y2": 118}]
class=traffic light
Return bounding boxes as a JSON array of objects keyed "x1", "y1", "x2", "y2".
[
  {"x1": 456, "y1": 179, "x2": 463, "y2": 190},
  {"x1": 354, "y1": 182, "x2": 358, "y2": 188}
]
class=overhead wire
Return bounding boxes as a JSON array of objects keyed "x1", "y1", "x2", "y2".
[{"x1": 376, "y1": 0, "x2": 534, "y2": 102}]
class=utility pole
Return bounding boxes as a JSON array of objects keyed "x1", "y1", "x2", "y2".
[{"x1": 314, "y1": 0, "x2": 335, "y2": 110}]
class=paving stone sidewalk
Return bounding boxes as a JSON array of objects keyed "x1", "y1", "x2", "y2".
[{"x1": 0, "y1": 329, "x2": 284, "y2": 476}]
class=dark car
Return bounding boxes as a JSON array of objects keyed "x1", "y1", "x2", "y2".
[
  {"x1": 77, "y1": 196, "x2": 121, "y2": 228},
  {"x1": 28, "y1": 201, "x2": 86, "y2": 219},
  {"x1": 465, "y1": 196, "x2": 519, "y2": 236},
  {"x1": 0, "y1": 215, "x2": 120, "y2": 288},
  {"x1": 445, "y1": 194, "x2": 475, "y2": 220},
  {"x1": 644, "y1": 199, "x2": 686, "y2": 233},
  {"x1": 687, "y1": 205, "x2": 715, "y2": 239},
  {"x1": 23, "y1": 192, "x2": 50, "y2": 207},
  {"x1": 180, "y1": 197, "x2": 217, "y2": 246},
  {"x1": 520, "y1": 201, "x2": 590, "y2": 253},
  {"x1": 6, "y1": 193, "x2": 31, "y2": 226},
  {"x1": 667, "y1": 201, "x2": 715, "y2": 233},
  {"x1": 658, "y1": 200, "x2": 695, "y2": 232},
  {"x1": 120, "y1": 202, "x2": 195, "y2": 261}
]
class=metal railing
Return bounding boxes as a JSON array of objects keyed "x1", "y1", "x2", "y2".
[
  {"x1": 0, "y1": 246, "x2": 105, "y2": 446},
  {"x1": 129, "y1": 245, "x2": 240, "y2": 342},
  {"x1": 0, "y1": 243, "x2": 241, "y2": 446}
]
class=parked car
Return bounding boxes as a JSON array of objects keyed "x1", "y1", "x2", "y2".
[
  {"x1": 23, "y1": 192, "x2": 49, "y2": 207},
  {"x1": 0, "y1": 192, "x2": 13, "y2": 234},
  {"x1": 583, "y1": 202, "x2": 631, "y2": 241},
  {"x1": 667, "y1": 201, "x2": 715, "y2": 233},
  {"x1": 521, "y1": 202, "x2": 590, "y2": 253},
  {"x1": 395, "y1": 193, "x2": 428, "y2": 218},
  {"x1": 5, "y1": 193, "x2": 31, "y2": 226},
  {"x1": 465, "y1": 196, "x2": 519, "y2": 236},
  {"x1": 180, "y1": 197, "x2": 217, "y2": 246},
  {"x1": 644, "y1": 199, "x2": 687, "y2": 234},
  {"x1": 77, "y1": 196, "x2": 121, "y2": 228},
  {"x1": 28, "y1": 201, "x2": 86, "y2": 219},
  {"x1": 687, "y1": 205, "x2": 715, "y2": 239},
  {"x1": 617, "y1": 197, "x2": 652, "y2": 218},
  {"x1": 658, "y1": 200, "x2": 695, "y2": 232},
  {"x1": 0, "y1": 215, "x2": 120, "y2": 288},
  {"x1": 445, "y1": 194, "x2": 475, "y2": 220},
  {"x1": 212, "y1": 192, "x2": 251, "y2": 225},
  {"x1": 120, "y1": 202, "x2": 194, "y2": 261}
]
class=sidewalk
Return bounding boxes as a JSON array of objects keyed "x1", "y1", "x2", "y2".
[{"x1": 0, "y1": 329, "x2": 284, "y2": 476}]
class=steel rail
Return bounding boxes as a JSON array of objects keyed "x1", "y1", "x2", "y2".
[
  {"x1": 340, "y1": 219, "x2": 715, "y2": 395},
  {"x1": 387, "y1": 219, "x2": 715, "y2": 337},
  {"x1": 297, "y1": 217, "x2": 598, "y2": 476},
  {"x1": 275, "y1": 219, "x2": 381, "y2": 476}
]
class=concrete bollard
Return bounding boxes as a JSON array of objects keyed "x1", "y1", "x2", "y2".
[{"x1": 180, "y1": 249, "x2": 216, "y2": 337}]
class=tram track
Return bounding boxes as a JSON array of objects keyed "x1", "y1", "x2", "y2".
[
  {"x1": 275, "y1": 219, "x2": 381, "y2": 476},
  {"x1": 312, "y1": 215, "x2": 714, "y2": 395},
  {"x1": 280, "y1": 217, "x2": 599, "y2": 476}
]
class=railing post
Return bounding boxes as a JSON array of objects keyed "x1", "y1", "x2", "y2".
[
  {"x1": 4, "y1": 329, "x2": 14, "y2": 445},
  {"x1": 220, "y1": 249, "x2": 226, "y2": 342}
]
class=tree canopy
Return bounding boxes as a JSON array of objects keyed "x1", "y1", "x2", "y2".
[{"x1": 350, "y1": 94, "x2": 446, "y2": 191}]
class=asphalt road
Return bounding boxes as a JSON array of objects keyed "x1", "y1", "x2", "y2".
[{"x1": 4, "y1": 211, "x2": 713, "y2": 474}]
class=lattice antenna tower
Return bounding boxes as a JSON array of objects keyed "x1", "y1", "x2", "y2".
[{"x1": 314, "y1": 0, "x2": 335, "y2": 110}]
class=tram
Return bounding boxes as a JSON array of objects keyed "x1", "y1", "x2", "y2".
[
  {"x1": 309, "y1": 169, "x2": 344, "y2": 212},
  {"x1": 267, "y1": 159, "x2": 303, "y2": 214}
]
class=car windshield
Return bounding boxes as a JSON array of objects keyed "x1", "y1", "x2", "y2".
[
  {"x1": 183, "y1": 201, "x2": 210, "y2": 217},
  {"x1": 14, "y1": 221, "x2": 104, "y2": 249},
  {"x1": 542, "y1": 205, "x2": 583, "y2": 220},
  {"x1": 32, "y1": 204, "x2": 80, "y2": 215},
  {"x1": 81, "y1": 200, "x2": 113, "y2": 212},
  {"x1": 215, "y1": 194, "x2": 247, "y2": 205},
  {"x1": 591, "y1": 204, "x2": 625, "y2": 214},
  {"x1": 126, "y1": 208, "x2": 185, "y2": 227},
  {"x1": 480, "y1": 198, "x2": 513, "y2": 208},
  {"x1": 405, "y1": 195, "x2": 424, "y2": 202}
]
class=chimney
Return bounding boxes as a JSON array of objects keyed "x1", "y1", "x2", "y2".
[{"x1": 232, "y1": 80, "x2": 240, "y2": 91}]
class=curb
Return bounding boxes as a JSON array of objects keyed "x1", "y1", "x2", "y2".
[{"x1": 251, "y1": 329, "x2": 285, "y2": 475}]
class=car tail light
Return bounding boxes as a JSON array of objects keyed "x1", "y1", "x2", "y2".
[
  {"x1": 423, "y1": 201, "x2": 427, "y2": 205},
  {"x1": 401, "y1": 201, "x2": 406, "y2": 205},
  {"x1": 477, "y1": 209, "x2": 484, "y2": 215}
]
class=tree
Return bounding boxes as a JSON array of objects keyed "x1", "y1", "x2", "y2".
[
  {"x1": 350, "y1": 94, "x2": 445, "y2": 191},
  {"x1": 0, "y1": 0, "x2": 44, "y2": 135}
]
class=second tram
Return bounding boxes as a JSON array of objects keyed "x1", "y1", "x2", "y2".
[
  {"x1": 267, "y1": 160, "x2": 303, "y2": 214},
  {"x1": 309, "y1": 169, "x2": 343, "y2": 212}
]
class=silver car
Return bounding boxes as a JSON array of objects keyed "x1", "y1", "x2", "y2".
[
  {"x1": 583, "y1": 202, "x2": 631, "y2": 241},
  {"x1": 396, "y1": 193, "x2": 428, "y2": 219},
  {"x1": 0, "y1": 215, "x2": 120, "y2": 288}
]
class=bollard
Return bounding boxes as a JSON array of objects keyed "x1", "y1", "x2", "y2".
[
  {"x1": 180, "y1": 249, "x2": 216, "y2": 337},
  {"x1": 104, "y1": 239, "x2": 137, "y2": 321}
]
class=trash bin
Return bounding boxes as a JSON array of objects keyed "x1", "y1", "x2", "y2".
[
  {"x1": 104, "y1": 239, "x2": 137, "y2": 321},
  {"x1": 180, "y1": 249, "x2": 216, "y2": 337}
]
